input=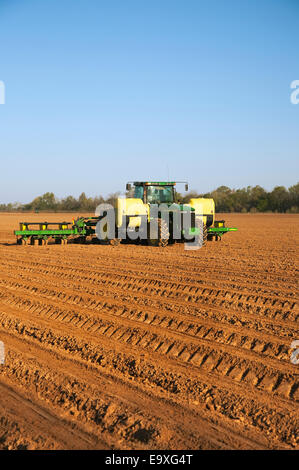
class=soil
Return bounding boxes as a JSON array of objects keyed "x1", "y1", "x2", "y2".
[{"x1": 0, "y1": 212, "x2": 298, "y2": 449}]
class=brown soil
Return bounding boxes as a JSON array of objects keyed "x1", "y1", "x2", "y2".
[{"x1": 0, "y1": 212, "x2": 298, "y2": 450}]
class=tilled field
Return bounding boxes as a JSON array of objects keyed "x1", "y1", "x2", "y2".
[{"x1": 0, "y1": 213, "x2": 298, "y2": 450}]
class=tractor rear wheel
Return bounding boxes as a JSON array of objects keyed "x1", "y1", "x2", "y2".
[
  {"x1": 203, "y1": 224, "x2": 208, "y2": 245},
  {"x1": 195, "y1": 217, "x2": 207, "y2": 246},
  {"x1": 148, "y1": 218, "x2": 170, "y2": 247}
]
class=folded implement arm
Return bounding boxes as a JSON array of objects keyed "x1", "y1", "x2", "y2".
[{"x1": 207, "y1": 220, "x2": 237, "y2": 241}]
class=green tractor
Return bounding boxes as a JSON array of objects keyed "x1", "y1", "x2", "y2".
[{"x1": 112, "y1": 181, "x2": 236, "y2": 247}]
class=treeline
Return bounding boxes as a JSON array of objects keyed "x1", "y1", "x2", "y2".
[
  {"x1": 0, "y1": 183, "x2": 298, "y2": 213},
  {"x1": 178, "y1": 183, "x2": 299, "y2": 213},
  {"x1": 0, "y1": 192, "x2": 121, "y2": 212}
]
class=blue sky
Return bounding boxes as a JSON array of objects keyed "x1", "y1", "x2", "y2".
[{"x1": 0, "y1": 0, "x2": 298, "y2": 203}]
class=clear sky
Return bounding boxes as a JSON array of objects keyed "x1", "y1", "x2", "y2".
[{"x1": 0, "y1": 0, "x2": 298, "y2": 203}]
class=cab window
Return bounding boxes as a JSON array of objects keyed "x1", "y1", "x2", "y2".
[
  {"x1": 133, "y1": 185, "x2": 144, "y2": 200},
  {"x1": 146, "y1": 186, "x2": 174, "y2": 204}
]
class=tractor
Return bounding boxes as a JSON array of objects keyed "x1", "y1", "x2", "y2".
[{"x1": 112, "y1": 181, "x2": 236, "y2": 247}]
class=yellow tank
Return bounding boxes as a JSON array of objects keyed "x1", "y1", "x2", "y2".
[
  {"x1": 116, "y1": 197, "x2": 149, "y2": 228},
  {"x1": 189, "y1": 198, "x2": 215, "y2": 226}
]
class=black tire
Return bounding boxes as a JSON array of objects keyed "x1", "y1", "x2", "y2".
[
  {"x1": 147, "y1": 218, "x2": 170, "y2": 247},
  {"x1": 203, "y1": 223, "x2": 207, "y2": 245},
  {"x1": 194, "y1": 217, "x2": 207, "y2": 247}
]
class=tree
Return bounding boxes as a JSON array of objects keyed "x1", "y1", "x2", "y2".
[
  {"x1": 289, "y1": 182, "x2": 299, "y2": 207},
  {"x1": 249, "y1": 186, "x2": 269, "y2": 212},
  {"x1": 269, "y1": 186, "x2": 290, "y2": 212},
  {"x1": 60, "y1": 195, "x2": 79, "y2": 211},
  {"x1": 26, "y1": 192, "x2": 57, "y2": 211}
]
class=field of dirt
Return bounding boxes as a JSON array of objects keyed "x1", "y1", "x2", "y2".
[{"x1": 0, "y1": 212, "x2": 298, "y2": 450}]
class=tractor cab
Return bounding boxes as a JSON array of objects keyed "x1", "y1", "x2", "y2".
[{"x1": 126, "y1": 182, "x2": 188, "y2": 205}]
